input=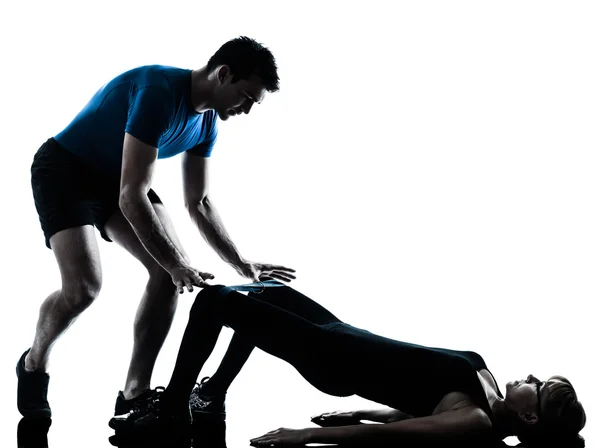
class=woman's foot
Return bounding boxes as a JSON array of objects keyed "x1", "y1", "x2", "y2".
[{"x1": 190, "y1": 377, "x2": 226, "y2": 421}]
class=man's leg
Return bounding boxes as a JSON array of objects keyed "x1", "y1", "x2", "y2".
[
  {"x1": 19, "y1": 226, "x2": 103, "y2": 417},
  {"x1": 25, "y1": 226, "x2": 103, "y2": 370},
  {"x1": 21, "y1": 137, "x2": 107, "y2": 418},
  {"x1": 103, "y1": 201, "x2": 184, "y2": 402}
]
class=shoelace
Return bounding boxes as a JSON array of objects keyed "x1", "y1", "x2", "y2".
[
  {"x1": 191, "y1": 377, "x2": 210, "y2": 395},
  {"x1": 131, "y1": 386, "x2": 165, "y2": 415},
  {"x1": 191, "y1": 382, "x2": 210, "y2": 403}
]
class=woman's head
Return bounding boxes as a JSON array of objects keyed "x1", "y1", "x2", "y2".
[{"x1": 504, "y1": 374, "x2": 586, "y2": 446}]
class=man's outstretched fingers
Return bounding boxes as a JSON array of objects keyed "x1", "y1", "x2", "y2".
[
  {"x1": 191, "y1": 273, "x2": 207, "y2": 287},
  {"x1": 270, "y1": 266, "x2": 296, "y2": 279},
  {"x1": 271, "y1": 264, "x2": 296, "y2": 273},
  {"x1": 270, "y1": 273, "x2": 294, "y2": 281}
]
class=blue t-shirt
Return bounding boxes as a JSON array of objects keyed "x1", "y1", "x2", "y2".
[{"x1": 54, "y1": 65, "x2": 218, "y2": 174}]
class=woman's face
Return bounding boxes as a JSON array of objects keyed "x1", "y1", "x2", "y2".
[{"x1": 505, "y1": 375, "x2": 566, "y2": 423}]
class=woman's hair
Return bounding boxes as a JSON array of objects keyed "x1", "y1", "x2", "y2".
[{"x1": 516, "y1": 375, "x2": 586, "y2": 447}]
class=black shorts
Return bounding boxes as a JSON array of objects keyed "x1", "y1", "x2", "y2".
[{"x1": 31, "y1": 137, "x2": 163, "y2": 249}]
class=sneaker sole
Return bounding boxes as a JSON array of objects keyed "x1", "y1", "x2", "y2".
[{"x1": 191, "y1": 409, "x2": 226, "y2": 422}]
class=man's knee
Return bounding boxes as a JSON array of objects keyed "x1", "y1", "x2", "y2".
[
  {"x1": 147, "y1": 265, "x2": 178, "y2": 299},
  {"x1": 62, "y1": 277, "x2": 102, "y2": 313},
  {"x1": 49, "y1": 226, "x2": 102, "y2": 312}
]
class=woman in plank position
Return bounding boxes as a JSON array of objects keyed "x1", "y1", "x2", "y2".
[{"x1": 110, "y1": 281, "x2": 586, "y2": 447}]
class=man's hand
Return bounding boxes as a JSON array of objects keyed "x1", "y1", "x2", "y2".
[
  {"x1": 237, "y1": 261, "x2": 296, "y2": 283},
  {"x1": 167, "y1": 261, "x2": 214, "y2": 294},
  {"x1": 311, "y1": 410, "x2": 362, "y2": 427},
  {"x1": 250, "y1": 427, "x2": 312, "y2": 446}
]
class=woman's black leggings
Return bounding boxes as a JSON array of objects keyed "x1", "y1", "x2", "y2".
[{"x1": 164, "y1": 282, "x2": 368, "y2": 406}]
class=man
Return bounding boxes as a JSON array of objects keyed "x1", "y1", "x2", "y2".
[{"x1": 17, "y1": 36, "x2": 296, "y2": 421}]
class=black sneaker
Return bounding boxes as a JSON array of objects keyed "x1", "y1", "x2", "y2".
[
  {"x1": 114, "y1": 388, "x2": 154, "y2": 416},
  {"x1": 109, "y1": 387, "x2": 191, "y2": 435},
  {"x1": 16, "y1": 348, "x2": 52, "y2": 419},
  {"x1": 189, "y1": 377, "x2": 226, "y2": 422}
]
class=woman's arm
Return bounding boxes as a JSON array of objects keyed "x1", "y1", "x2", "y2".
[
  {"x1": 354, "y1": 408, "x2": 413, "y2": 423},
  {"x1": 312, "y1": 408, "x2": 412, "y2": 427},
  {"x1": 307, "y1": 406, "x2": 492, "y2": 445}
]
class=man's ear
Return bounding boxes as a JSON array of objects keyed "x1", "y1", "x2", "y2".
[{"x1": 217, "y1": 65, "x2": 230, "y2": 84}]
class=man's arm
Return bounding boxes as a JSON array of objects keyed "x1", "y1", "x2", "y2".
[
  {"x1": 119, "y1": 132, "x2": 188, "y2": 272},
  {"x1": 307, "y1": 406, "x2": 492, "y2": 445},
  {"x1": 181, "y1": 152, "x2": 252, "y2": 276}
]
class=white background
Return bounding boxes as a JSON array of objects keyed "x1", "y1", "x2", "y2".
[{"x1": 1, "y1": 1, "x2": 598, "y2": 447}]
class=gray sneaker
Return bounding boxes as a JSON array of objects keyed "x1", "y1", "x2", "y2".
[{"x1": 189, "y1": 377, "x2": 226, "y2": 421}]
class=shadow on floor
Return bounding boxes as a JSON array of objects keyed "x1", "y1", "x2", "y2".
[
  {"x1": 17, "y1": 417, "x2": 52, "y2": 448},
  {"x1": 108, "y1": 415, "x2": 227, "y2": 448},
  {"x1": 17, "y1": 415, "x2": 227, "y2": 448}
]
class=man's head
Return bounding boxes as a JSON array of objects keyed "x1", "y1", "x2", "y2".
[{"x1": 207, "y1": 36, "x2": 279, "y2": 120}]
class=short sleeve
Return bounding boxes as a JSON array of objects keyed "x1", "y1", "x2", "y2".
[
  {"x1": 187, "y1": 110, "x2": 218, "y2": 157},
  {"x1": 125, "y1": 87, "x2": 174, "y2": 148}
]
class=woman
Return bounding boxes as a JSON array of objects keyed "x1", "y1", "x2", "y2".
[{"x1": 110, "y1": 281, "x2": 587, "y2": 447}]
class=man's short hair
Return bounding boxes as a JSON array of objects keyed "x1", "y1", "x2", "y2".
[{"x1": 207, "y1": 36, "x2": 280, "y2": 92}]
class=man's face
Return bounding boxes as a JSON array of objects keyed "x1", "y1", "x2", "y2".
[{"x1": 213, "y1": 67, "x2": 267, "y2": 120}]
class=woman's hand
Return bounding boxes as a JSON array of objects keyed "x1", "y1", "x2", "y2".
[
  {"x1": 250, "y1": 427, "x2": 313, "y2": 446},
  {"x1": 310, "y1": 410, "x2": 362, "y2": 427}
]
